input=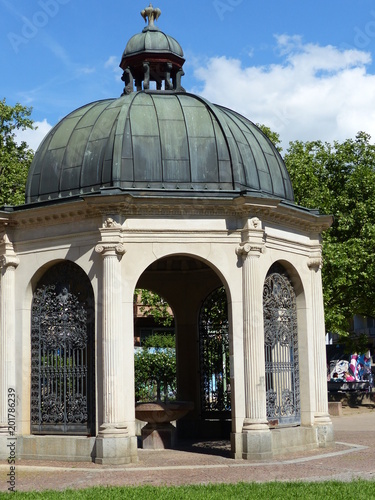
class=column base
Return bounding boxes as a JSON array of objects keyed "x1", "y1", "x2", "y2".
[
  {"x1": 314, "y1": 413, "x2": 332, "y2": 426},
  {"x1": 242, "y1": 418, "x2": 269, "y2": 432},
  {"x1": 97, "y1": 423, "x2": 129, "y2": 438},
  {"x1": 242, "y1": 428, "x2": 272, "y2": 461},
  {"x1": 314, "y1": 414, "x2": 334, "y2": 448},
  {"x1": 95, "y1": 435, "x2": 138, "y2": 465},
  {"x1": 141, "y1": 423, "x2": 176, "y2": 450}
]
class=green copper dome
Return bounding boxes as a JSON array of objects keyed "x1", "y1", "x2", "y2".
[{"x1": 26, "y1": 91, "x2": 294, "y2": 203}]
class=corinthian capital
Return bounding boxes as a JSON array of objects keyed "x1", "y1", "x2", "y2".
[
  {"x1": 308, "y1": 257, "x2": 323, "y2": 271},
  {"x1": 236, "y1": 241, "x2": 265, "y2": 258},
  {"x1": 237, "y1": 217, "x2": 266, "y2": 259},
  {"x1": 0, "y1": 254, "x2": 20, "y2": 270},
  {"x1": 95, "y1": 243, "x2": 126, "y2": 258},
  {"x1": 0, "y1": 234, "x2": 19, "y2": 270}
]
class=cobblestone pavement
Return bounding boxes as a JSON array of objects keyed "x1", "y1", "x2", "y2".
[{"x1": 1, "y1": 406, "x2": 374, "y2": 492}]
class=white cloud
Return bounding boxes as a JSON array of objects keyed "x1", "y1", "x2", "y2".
[
  {"x1": 15, "y1": 119, "x2": 53, "y2": 151},
  {"x1": 191, "y1": 36, "x2": 375, "y2": 148},
  {"x1": 105, "y1": 55, "x2": 118, "y2": 69},
  {"x1": 105, "y1": 55, "x2": 123, "y2": 80}
]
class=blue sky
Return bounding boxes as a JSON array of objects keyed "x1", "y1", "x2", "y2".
[{"x1": 2, "y1": 0, "x2": 375, "y2": 151}]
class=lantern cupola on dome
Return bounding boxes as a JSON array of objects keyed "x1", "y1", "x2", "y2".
[{"x1": 120, "y1": 3, "x2": 185, "y2": 94}]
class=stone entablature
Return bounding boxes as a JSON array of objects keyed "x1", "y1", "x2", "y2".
[{"x1": 2, "y1": 194, "x2": 332, "y2": 237}]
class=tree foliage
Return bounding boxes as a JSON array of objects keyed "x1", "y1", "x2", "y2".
[
  {"x1": 284, "y1": 132, "x2": 375, "y2": 337},
  {"x1": 134, "y1": 333, "x2": 176, "y2": 402},
  {"x1": 135, "y1": 288, "x2": 173, "y2": 327},
  {"x1": 134, "y1": 290, "x2": 175, "y2": 402},
  {"x1": 0, "y1": 98, "x2": 35, "y2": 206},
  {"x1": 257, "y1": 123, "x2": 283, "y2": 153}
]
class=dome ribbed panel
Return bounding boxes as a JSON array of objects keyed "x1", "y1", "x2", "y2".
[
  {"x1": 130, "y1": 93, "x2": 163, "y2": 184},
  {"x1": 153, "y1": 94, "x2": 190, "y2": 183}
]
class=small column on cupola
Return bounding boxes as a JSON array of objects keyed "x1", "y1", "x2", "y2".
[{"x1": 119, "y1": 4, "x2": 186, "y2": 94}]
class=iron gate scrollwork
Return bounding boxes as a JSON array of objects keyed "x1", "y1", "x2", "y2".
[
  {"x1": 199, "y1": 286, "x2": 231, "y2": 417},
  {"x1": 263, "y1": 266, "x2": 300, "y2": 426},
  {"x1": 31, "y1": 262, "x2": 95, "y2": 435}
]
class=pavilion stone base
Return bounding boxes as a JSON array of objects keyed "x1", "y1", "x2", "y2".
[
  {"x1": 141, "y1": 423, "x2": 176, "y2": 450},
  {"x1": 16, "y1": 436, "x2": 96, "y2": 462},
  {"x1": 95, "y1": 435, "x2": 138, "y2": 465},
  {"x1": 15, "y1": 435, "x2": 138, "y2": 464},
  {"x1": 242, "y1": 429, "x2": 273, "y2": 460},
  {"x1": 241, "y1": 424, "x2": 334, "y2": 460},
  {"x1": 0, "y1": 435, "x2": 15, "y2": 460}
]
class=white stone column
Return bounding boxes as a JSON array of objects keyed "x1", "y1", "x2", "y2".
[
  {"x1": 308, "y1": 256, "x2": 333, "y2": 445},
  {"x1": 94, "y1": 218, "x2": 137, "y2": 464},
  {"x1": 309, "y1": 257, "x2": 331, "y2": 422},
  {"x1": 95, "y1": 241, "x2": 127, "y2": 436},
  {"x1": 236, "y1": 218, "x2": 271, "y2": 459},
  {"x1": 0, "y1": 234, "x2": 19, "y2": 435}
]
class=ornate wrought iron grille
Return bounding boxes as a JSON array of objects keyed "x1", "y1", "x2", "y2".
[
  {"x1": 199, "y1": 287, "x2": 231, "y2": 417},
  {"x1": 31, "y1": 262, "x2": 95, "y2": 435},
  {"x1": 263, "y1": 267, "x2": 300, "y2": 426}
]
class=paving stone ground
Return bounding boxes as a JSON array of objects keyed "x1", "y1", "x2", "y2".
[{"x1": 1, "y1": 404, "x2": 374, "y2": 492}]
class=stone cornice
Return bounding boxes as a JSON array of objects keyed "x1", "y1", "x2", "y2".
[{"x1": 4, "y1": 194, "x2": 333, "y2": 234}]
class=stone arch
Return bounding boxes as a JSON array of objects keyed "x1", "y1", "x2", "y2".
[
  {"x1": 132, "y1": 251, "x2": 233, "y2": 309},
  {"x1": 134, "y1": 252, "x2": 234, "y2": 440},
  {"x1": 30, "y1": 260, "x2": 95, "y2": 435}
]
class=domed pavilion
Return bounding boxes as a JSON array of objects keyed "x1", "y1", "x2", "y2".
[{"x1": 0, "y1": 5, "x2": 333, "y2": 464}]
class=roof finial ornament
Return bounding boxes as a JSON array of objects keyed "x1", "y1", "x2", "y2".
[{"x1": 141, "y1": 4, "x2": 161, "y2": 27}]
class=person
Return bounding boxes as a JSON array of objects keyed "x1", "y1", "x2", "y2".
[{"x1": 344, "y1": 371, "x2": 355, "y2": 382}]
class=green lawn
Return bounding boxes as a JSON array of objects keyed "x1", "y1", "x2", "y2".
[{"x1": 1, "y1": 481, "x2": 374, "y2": 499}]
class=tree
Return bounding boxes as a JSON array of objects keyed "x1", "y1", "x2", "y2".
[
  {"x1": 134, "y1": 288, "x2": 173, "y2": 327},
  {"x1": 0, "y1": 98, "x2": 35, "y2": 206},
  {"x1": 134, "y1": 290, "x2": 176, "y2": 402},
  {"x1": 257, "y1": 123, "x2": 283, "y2": 153},
  {"x1": 284, "y1": 132, "x2": 375, "y2": 339},
  {"x1": 134, "y1": 333, "x2": 176, "y2": 402}
]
